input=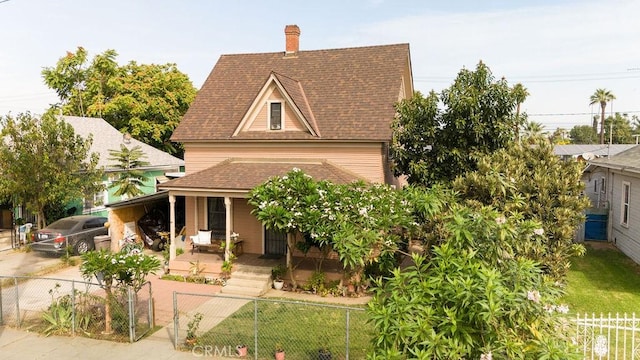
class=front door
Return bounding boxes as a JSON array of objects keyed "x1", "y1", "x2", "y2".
[{"x1": 264, "y1": 228, "x2": 287, "y2": 255}]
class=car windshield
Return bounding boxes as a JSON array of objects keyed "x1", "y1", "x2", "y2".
[{"x1": 46, "y1": 219, "x2": 77, "y2": 230}]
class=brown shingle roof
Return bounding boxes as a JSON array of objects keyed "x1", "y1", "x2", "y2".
[
  {"x1": 158, "y1": 158, "x2": 365, "y2": 192},
  {"x1": 171, "y1": 44, "x2": 411, "y2": 142}
]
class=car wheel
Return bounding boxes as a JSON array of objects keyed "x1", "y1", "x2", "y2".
[
  {"x1": 151, "y1": 238, "x2": 165, "y2": 251},
  {"x1": 74, "y1": 239, "x2": 92, "y2": 255}
]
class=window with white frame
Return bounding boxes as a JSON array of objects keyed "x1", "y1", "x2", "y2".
[
  {"x1": 622, "y1": 181, "x2": 630, "y2": 227},
  {"x1": 83, "y1": 185, "x2": 108, "y2": 213},
  {"x1": 269, "y1": 101, "x2": 283, "y2": 130}
]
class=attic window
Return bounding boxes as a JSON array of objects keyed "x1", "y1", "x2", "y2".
[{"x1": 269, "y1": 102, "x2": 282, "y2": 130}]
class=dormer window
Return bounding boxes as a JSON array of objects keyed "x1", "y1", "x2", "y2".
[{"x1": 269, "y1": 102, "x2": 282, "y2": 130}]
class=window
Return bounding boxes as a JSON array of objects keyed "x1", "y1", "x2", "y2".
[
  {"x1": 269, "y1": 102, "x2": 282, "y2": 130},
  {"x1": 83, "y1": 187, "x2": 108, "y2": 213},
  {"x1": 207, "y1": 197, "x2": 226, "y2": 238},
  {"x1": 622, "y1": 181, "x2": 630, "y2": 227}
]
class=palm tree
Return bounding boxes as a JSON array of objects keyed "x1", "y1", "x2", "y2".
[
  {"x1": 512, "y1": 83, "x2": 529, "y2": 143},
  {"x1": 589, "y1": 89, "x2": 616, "y2": 144},
  {"x1": 108, "y1": 144, "x2": 150, "y2": 198},
  {"x1": 523, "y1": 120, "x2": 545, "y2": 142}
]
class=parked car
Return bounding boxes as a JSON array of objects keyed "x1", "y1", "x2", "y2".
[{"x1": 31, "y1": 215, "x2": 108, "y2": 255}]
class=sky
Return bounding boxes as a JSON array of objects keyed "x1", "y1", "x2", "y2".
[{"x1": 0, "y1": 0, "x2": 639, "y2": 132}]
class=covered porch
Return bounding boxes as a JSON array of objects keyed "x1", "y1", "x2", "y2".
[{"x1": 158, "y1": 158, "x2": 365, "y2": 266}]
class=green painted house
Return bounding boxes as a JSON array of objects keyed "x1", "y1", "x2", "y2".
[{"x1": 63, "y1": 116, "x2": 184, "y2": 217}]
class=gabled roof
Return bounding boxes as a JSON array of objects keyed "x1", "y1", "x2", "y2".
[
  {"x1": 587, "y1": 144, "x2": 640, "y2": 175},
  {"x1": 158, "y1": 158, "x2": 365, "y2": 193},
  {"x1": 62, "y1": 116, "x2": 184, "y2": 171},
  {"x1": 171, "y1": 43, "x2": 412, "y2": 142}
]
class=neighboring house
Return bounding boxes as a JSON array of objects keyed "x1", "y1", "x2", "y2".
[
  {"x1": 553, "y1": 144, "x2": 636, "y2": 162},
  {"x1": 62, "y1": 116, "x2": 184, "y2": 217},
  {"x1": 160, "y1": 25, "x2": 413, "y2": 261},
  {"x1": 583, "y1": 145, "x2": 640, "y2": 263}
]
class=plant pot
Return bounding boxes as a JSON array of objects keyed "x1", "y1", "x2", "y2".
[
  {"x1": 275, "y1": 350, "x2": 285, "y2": 360},
  {"x1": 273, "y1": 280, "x2": 284, "y2": 290},
  {"x1": 318, "y1": 349, "x2": 332, "y2": 360},
  {"x1": 236, "y1": 345, "x2": 248, "y2": 357}
]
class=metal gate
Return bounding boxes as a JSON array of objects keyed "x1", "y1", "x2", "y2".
[
  {"x1": 585, "y1": 210, "x2": 608, "y2": 241},
  {"x1": 575, "y1": 313, "x2": 640, "y2": 359},
  {"x1": 264, "y1": 228, "x2": 287, "y2": 255}
]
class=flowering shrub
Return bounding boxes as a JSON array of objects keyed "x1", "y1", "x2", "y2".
[
  {"x1": 248, "y1": 169, "x2": 414, "y2": 291},
  {"x1": 80, "y1": 248, "x2": 161, "y2": 334},
  {"x1": 367, "y1": 204, "x2": 580, "y2": 359}
]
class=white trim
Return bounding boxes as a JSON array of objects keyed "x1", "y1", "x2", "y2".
[{"x1": 621, "y1": 181, "x2": 630, "y2": 228}]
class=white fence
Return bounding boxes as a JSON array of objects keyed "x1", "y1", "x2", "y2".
[{"x1": 575, "y1": 313, "x2": 640, "y2": 359}]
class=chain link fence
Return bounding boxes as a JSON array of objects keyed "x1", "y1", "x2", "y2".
[
  {"x1": 0, "y1": 275, "x2": 152, "y2": 342},
  {"x1": 173, "y1": 292, "x2": 370, "y2": 359}
]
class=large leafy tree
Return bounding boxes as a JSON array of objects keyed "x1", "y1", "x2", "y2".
[
  {"x1": 108, "y1": 144, "x2": 150, "y2": 198},
  {"x1": 452, "y1": 140, "x2": 590, "y2": 280},
  {"x1": 603, "y1": 112, "x2": 634, "y2": 144},
  {"x1": 391, "y1": 61, "x2": 519, "y2": 186},
  {"x1": 0, "y1": 112, "x2": 104, "y2": 228},
  {"x1": 42, "y1": 47, "x2": 197, "y2": 156},
  {"x1": 569, "y1": 125, "x2": 597, "y2": 144},
  {"x1": 589, "y1": 88, "x2": 616, "y2": 144}
]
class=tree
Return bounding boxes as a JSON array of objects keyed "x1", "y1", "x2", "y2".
[
  {"x1": 550, "y1": 127, "x2": 569, "y2": 144},
  {"x1": 248, "y1": 169, "x2": 414, "y2": 292},
  {"x1": 42, "y1": 47, "x2": 197, "y2": 156},
  {"x1": 391, "y1": 62, "x2": 519, "y2": 186},
  {"x1": 452, "y1": 140, "x2": 590, "y2": 280},
  {"x1": 603, "y1": 112, "x2": 634, "y2": 144},
  {"x1": 80, "y1": 248, "x2": 160, "y2": 334},
  {"x1": 368, "y1": 207, "x2": 579, "y2": 359},
  {"x1": 512, "y1": 83, "x2": 529, "y2": 142},
  {"x1": 0, "y1": 112, "x2": 104, "y2": 228},
  {"x1": 589, "y1": 88, "x2": 616, "y2": 144},
  {"x1": 521, "y1": 120, "x2": 545, "y2": 143},
  {"x1": 569, "y1": 125, "x2": 597, "y2": 144},
  {"x1": 108, "y1": 144, "x2": 150, "y2": 198}
]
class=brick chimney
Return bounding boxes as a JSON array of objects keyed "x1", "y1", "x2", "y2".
[{"x1": 284, "y1": 25, "x2": 301, "y2": 55}]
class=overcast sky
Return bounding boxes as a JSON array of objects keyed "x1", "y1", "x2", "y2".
[{"x1": 1, "y1": 0, "x2": 638, "y2": 131}]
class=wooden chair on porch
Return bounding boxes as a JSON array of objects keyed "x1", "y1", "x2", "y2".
[{"x1": 190, "y1": 230, "x2": 212, "y2": 254}]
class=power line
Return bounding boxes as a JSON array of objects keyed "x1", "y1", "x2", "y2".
[{"x1": 528, "y1": 111, "x2": 640, "y2": 117}]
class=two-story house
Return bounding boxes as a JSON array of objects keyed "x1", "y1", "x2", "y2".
[{"x1": 160, "y1": 25, "x2": 413, "y2": 262}]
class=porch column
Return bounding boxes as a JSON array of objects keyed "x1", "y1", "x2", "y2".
[
  {"x1": 169, "y1": 194, "x2": 176, "y2": 261},
  {"x1": 224, "y1": 197, "x2": 232, "y2": 262}
]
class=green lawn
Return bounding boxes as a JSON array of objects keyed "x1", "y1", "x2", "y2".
[
  {"x1": 196, "y1": 299, "x2": 371, "y2": 359},
  {"x1": 563, "y1": 243, "x2": 640, "y2": 314}
]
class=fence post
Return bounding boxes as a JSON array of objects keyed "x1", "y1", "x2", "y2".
[
  {"x1": 173, "y1": 291, "x2": 178, "y2": 349},
  {"x1": 14, "y1": 277, "x2": 19, "y2": 328},
  {"x1": 128, "y1": 286, "x2": 135, "y2": 343},
  {"x1": 0, "y1": 277, "x2": 4, "y2": 325},
  {"x1": 147, "y1": 282, "x2": 153, "y2": 328},
  {"x1": 346, "y1": 308, "x2": 350, "y2": 360},
  {"x1": 71, "y1": 280, "x2": 76, "y2": 336},
  {"x1": 254, "y1": 299, "x2": 258, "y2": 360}
]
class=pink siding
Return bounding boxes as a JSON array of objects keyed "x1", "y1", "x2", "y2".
[
  {"x1": 232, "y1": 198, "x2": 264, "y2": 254},
  {"x1": 184, "y1": 143, "x2": 386, "y2": 183}
]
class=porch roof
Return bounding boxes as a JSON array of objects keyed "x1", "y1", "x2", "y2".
[{"x1": 158, "y1": 158, "x2": 365, "y2": 193}]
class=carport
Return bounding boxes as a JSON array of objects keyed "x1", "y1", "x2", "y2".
[{"x1": 105, "y1": 190, "x2": 185, "y2": 252}]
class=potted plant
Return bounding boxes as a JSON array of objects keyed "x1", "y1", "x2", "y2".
[
  {"x1": 236, "y1": 344, "x2": 248, "y2": 357},
  {"x1": 184, "y1": 312, "x2": 203, "y2": 347},
  {"x1": 274, "y1": 343, "x2": 285, "y2": 360},
  {"x1": 272, "y1": 264, "x2": 286, "y2": 290}
]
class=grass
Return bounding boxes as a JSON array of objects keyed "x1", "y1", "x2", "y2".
[
  {"x1": 193, "y1": 300, "x2": 371, "y2": 359},
  {"x1": 562, "y1": 243, "x2": 640, "y2": 314}
]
